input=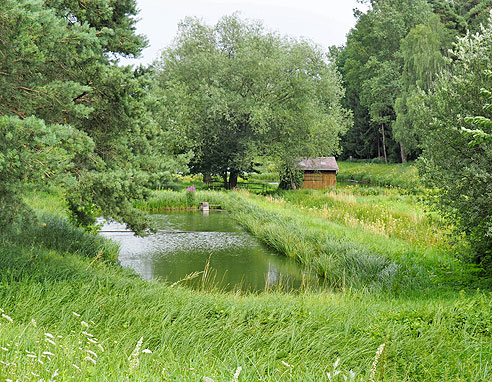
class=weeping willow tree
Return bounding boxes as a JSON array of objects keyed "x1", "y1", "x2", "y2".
[{"x1": 153, "y1": 14, "x2": 351, "y2": 189}]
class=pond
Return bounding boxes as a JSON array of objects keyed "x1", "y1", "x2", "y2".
[{"x1": 100, "y1": 211, "x2": 317, "y2": 292}]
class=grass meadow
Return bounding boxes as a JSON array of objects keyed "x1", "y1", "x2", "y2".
[{"x1": 1, "y1": 163, "x2": 490, "y2": 380}]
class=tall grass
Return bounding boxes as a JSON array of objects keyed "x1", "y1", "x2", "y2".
[
  {"x1": 3, "y1": 214, "x2": 119, "y2": 262},
  {"x1": 1, "y1": 242, "x2": 492, "y2": 380},
  {"x1": 279, "y1": 187, "x2": 449, "y2": 249},
  {"x1": 227, "y1": 193, "x2": 402, "y2": 290},
  {"x1": 337, "y1": 162, "x2": 420, "y2": 189},
  {"x1": 1, "y1": 182, "x2": 490, "y2": 379}
]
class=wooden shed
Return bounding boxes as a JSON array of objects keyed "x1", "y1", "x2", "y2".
[{"x1": 298, "y1": 157, "x2": 339, "y2": 189}]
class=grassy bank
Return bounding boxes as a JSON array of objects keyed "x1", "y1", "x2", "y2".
[
  {"x1": 1, "y1": 236, "x2": 492, "y2": 380},
  {"x1": 2, "y1": 168, "x2": 487, "y2": 380}
]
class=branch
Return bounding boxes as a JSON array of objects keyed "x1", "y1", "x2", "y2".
[
  {"x1": 16, "y1": 86, "x2": 40, "y2": 93},
  {"x1": 73, "y1": 91, "x2": 88, "y2": 103}
]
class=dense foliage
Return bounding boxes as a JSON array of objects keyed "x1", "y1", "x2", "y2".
[
  {"x1": 335, "y1": 0, "x2": 492, "y2": 265},
  {"x1": 418, "y1": 20, "x2": 492, "y2": 265},
  {"x1": 152, "y1": 15, "x2": 351, "y2": 189},
  {"x1": 337, "y1": 0, "x2": 492, "y2": 161},
  {"x1": 0, "y1": 0, "x2": 181, "y2": 233}
]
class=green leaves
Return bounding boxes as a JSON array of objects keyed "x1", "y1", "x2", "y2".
[
  {"x1": 154, "y1": 15, "x2": 350, "y2": 186},
  {"x1": 0, "y1": 0, "x2": 170, "y2": 233},
  {"x1": 0, "y1": 116, "x2": 92, "y2": 228},
  {"x1": 418, "y1": 18, "x2": 492, "y2": 266}
]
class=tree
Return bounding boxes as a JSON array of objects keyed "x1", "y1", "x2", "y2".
[
  {"x1": 0, "y1": 116, "x2": 93, "y2": 229},
  {"x1": 0, "y1": 0, "x2": 174, "y2": 233},
  {"x1": 393, "y1": 15, "x2": 447, "y2": 161},
  {"x1": 153, "y1": 14, "x2": 350, "y2": 188},
  {"x1": 418, "y1": 18, "x2": 492, "y2": 266},
  {"x1": 462, "y1": 70, "x2": 492, "y2": 146},
  {"x1": 338, "y1": 0, "x2": 432, "y2": 161}
]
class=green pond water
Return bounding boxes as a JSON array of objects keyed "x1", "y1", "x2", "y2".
[{"x1": 100, "y1": 211, "x2": 315, "y2": 292}]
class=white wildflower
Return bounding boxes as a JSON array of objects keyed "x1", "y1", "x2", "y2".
[
  {"x1": 26, "y1": 354, "x2": 37, "y2": 358},
  {"x1": 87, "y1": 338, "x2": 97, "y2": 344},
  {"x1": 1, "y1": 347, "x2": 8, "y2": 351},
  {"x1": 81, "y1": 321, "x2": 89, "y2": 327},
  {"x1": 43, "y1": 351, "x2": 54, "y2": 356},
  {"x1": 233, "y1": 366, "x2": 242, "y2": 382},
  {"x1": 128, "y1": 337, "x2": 143, "y2": 373},
  {"x1": 2, "y1": 314, "x2": 13, "y2": 323},
  {"x1": 334, "y1": 358, "x2": 340, "y2": 368},
  {"x1": 281, "y1": 361, "x2": 293, "y2": 368},
  {"x1": 84, "y1": 356, "x2": 97, "y2": 365},
  {"x1": 369, "y1": 343, "x2": 386, "y2": 382},
  {"x1": 97, "y1": 344, "x2": 104, "y2": 352},
  {"x1": 72, "y1": 312, "x2": 81, "y2": 317},
  {"x1": 82, "y1": 331, "x2": 93, "y2": 337},
  {"x1": 72, "y1": 364, "x2": 81, "y2": 372},
  {"x1": 44, "y1": 333, "x2": 54, "y2": 339},
  {"x1": 86, "y1": 349, "x2": 98, "y2": 358},
  {"x1": 45, "y1": 338, "x2": 56, "y2": 346},
  {"x1": 142, "y1": 349, "x2": 152, "y2": 354}
]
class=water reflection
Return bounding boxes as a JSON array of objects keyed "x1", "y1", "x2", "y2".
[{"x1": 100, "y1": 211, "x2": 313, "y2": 292}]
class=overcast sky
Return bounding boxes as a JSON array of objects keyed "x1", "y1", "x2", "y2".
[{"x1": 120, "y1": 0, "x2": 368, "y2": 66}]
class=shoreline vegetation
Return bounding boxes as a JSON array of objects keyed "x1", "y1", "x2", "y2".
[{"x1": 1, "y1": 163, "x2": 491, "y2": 380}]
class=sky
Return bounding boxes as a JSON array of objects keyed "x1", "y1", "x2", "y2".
[{"x1": 120, "y1": 0, "x2": 368, "y2": 66}]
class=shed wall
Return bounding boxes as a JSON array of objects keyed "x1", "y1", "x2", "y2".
[{"x1": 302, "y1": 171, "x2": 337, "y2": 189}]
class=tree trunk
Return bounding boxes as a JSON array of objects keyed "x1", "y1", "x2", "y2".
[
  {"x1": 381, "y1": 124, "x2": 388, "y2": 164},
  {"x1": 399, "y1": 142, "x2": 407, "y2": 163},
  {"x1": 222, "y1": 172, "x2": 228, "y2": 188},
  {"x1": 377, "y1": 134, "x2": 381, "y2": 159},
  {"x1": 228, "y1": 170, "x2": 238, "y2": 189}
]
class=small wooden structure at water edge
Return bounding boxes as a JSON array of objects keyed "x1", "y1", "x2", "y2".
[{"x1": 298, "y1": 157, "x2": 339, "y2": 189}]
